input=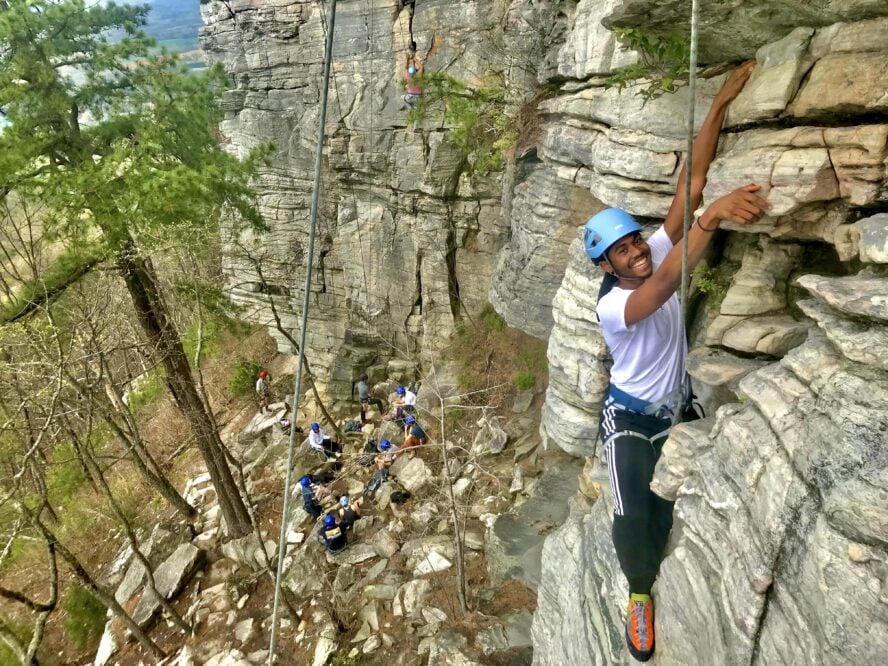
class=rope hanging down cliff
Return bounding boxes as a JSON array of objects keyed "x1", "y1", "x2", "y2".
[
  {"x1": 267, "y1": 1, "x2": 339, "y2": 663},
  {"x1": 675, "y1": 0, "x2": 700, "y2": 427}
]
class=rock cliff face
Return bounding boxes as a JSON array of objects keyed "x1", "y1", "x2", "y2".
[
  {"x1": 528, "y1": 6, "x2": 888, "y2": 666},
  {"x1": 202, "y1": 1, "x2": 888, "y2": 663}
]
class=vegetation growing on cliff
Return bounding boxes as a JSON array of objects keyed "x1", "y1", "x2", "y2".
[
  {"x1": 407, "y1": 73, "x2": 517, "y2": 178},
  {"x1": 605, "y1": 28, "x2": 692, "y2": 100}
]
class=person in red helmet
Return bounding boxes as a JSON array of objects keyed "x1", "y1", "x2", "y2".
[{"x1": 255, "y1": 370, "x2": 272, "y2": 414}]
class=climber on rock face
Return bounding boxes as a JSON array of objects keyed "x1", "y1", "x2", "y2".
[
  {"x1": 584, "y1": 61, "x2": 767, "y2": 663},
  {"x1": 299, "y1": 475, "x2": 322, "y2": 519},
  {"x1": 336, "y1": 494, "x2": 363, "y2": 531},
  {"x1": 308, "y1": 422, "x2": 342, "y2": 459},
  {"x1": 402, "y1": 50, "x2": 424, "y2": 109}
]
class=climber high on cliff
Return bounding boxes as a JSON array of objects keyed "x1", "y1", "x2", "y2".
[{"x1": 584, "y1": 61, "x2": 768, "y2": 662}]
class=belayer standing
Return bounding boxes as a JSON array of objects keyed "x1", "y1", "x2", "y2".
[
  {"x1": 255, "y1": 370, "x2": 271, "y2": 414},
  {"x1": 585, "y1": 62, "x2": 767, "y2": 662},
  {"x1": 356, "y1": 373, "x2": 386, "y2": 424}
]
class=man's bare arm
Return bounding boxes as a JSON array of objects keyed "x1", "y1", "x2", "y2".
[{"x1": 663, "y1": 61, "x2": 755, "y2": 244}]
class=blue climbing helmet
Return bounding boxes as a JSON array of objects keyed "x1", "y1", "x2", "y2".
[
  {"x1": 311, "y1": 422, "x2": 320, "y2": 432},
  {"x1": 324, "y1": 514, "x2": 335, "y2": 527},
  {"x1": 396, "y1": 386, "x2": 406, "y2": 396},
  {"x1": 300, "y1": 475, "x2": 311, "y2": 488},
  {"x1": 379, "y1": 439, "x2": 391, "y2": 451},
  {"x1": 408, "y1": 65, "x2": 417, "y2": 76},
  {"x1": 339, "y1": 496, "x2": 349, "y2": 508},
  {"x1": 583, "y1": 208, "x2": 643, "y2": 262},
  {"x1": 404, "y1": 415, "x2": 416, "y2": 425}
]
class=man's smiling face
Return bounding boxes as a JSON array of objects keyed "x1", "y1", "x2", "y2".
[{"x1": 602, "y1": 232, "x2": 653, "y2": 281}]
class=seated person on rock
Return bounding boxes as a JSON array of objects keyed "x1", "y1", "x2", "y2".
[
  {"x1": 374, "y1": 439, "x2": 399, "y2": 476},
  {"x1": 299, "y1": 475, "x2": 322, "y2": 519},
  {"x1": 279, "y1": 418, "x2": 303, "y2": 436},
  {"x1": 401, "y1": 415, "x2": 427, "y2": 452},
  {"x1": 308, "y1": 422, "x2": 342, "y2": 459},
  {"x1": 336, "y1": 495, "x2": 363, "y2": 532},
  {"x1": 356, "y1": 372, "x2": 386, "y2": 423},
  {"x1": 584, "y1": 62, "x2": 765, "y2": 663},
  {"x1": 389, "y1": 386, "x2": 416, "y2": 421},
  {"x1": 317, "y1": 513, "x2": 347, "y2": 554}
]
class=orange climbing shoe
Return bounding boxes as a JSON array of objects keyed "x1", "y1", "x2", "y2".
[{"x1": 626, "y1": 593, "x2": 654, "y2": 662}]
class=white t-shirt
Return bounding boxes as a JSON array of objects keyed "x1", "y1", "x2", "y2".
[
  {"x1": 403, "y1": 389, "x2": 417, "y2": 406},
  {"x1": 308, "y1": 429, "x2": 327, "y2": 450},
  {"x1": 256, "y1": 378, "x2": 268, "y2": 395},
  {"x1": 596, "y1": 226, "x2": 686, "y2": 403}
]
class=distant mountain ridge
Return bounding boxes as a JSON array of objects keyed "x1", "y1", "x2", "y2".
[{"x1": 123, "y1": 0, "x2": 202, "y2": 44}]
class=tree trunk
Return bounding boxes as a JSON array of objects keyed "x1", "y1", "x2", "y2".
[{"x1": 117, "y1": 248, "x2": 252, "y2": 537}]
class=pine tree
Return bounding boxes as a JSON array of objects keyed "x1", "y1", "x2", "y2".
[{"x1": 0, "y1": 0, "x2": 269, "y2": 537}]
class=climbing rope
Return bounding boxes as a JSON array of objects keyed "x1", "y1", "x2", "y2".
[
  {"x1": 675, "y1": 0, "x2": 700, "y2": 426},
  {"x1": 267, "y1": 1, "x2": 339, "y2": 663}
]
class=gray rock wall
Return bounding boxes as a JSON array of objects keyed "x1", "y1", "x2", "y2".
[
  {"x1": 202, "y1": 0, "x2": 551, "y2": 399},
  {"x1": 525, "y1": 7, "x2": 888, "y2": 666}
]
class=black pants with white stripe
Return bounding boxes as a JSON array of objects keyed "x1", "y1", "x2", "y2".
[{"x1": 600, "y1": 399, "x2": 697, "y2": 595}]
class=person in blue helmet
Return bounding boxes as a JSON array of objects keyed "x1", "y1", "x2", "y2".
[
  {"x1": 584, "y1": 62, "x2": 767, "y2": 662},
  {"x1": 389, "y1": 385, "x2": 416, "y2": 421},
  {"x1": 403, "y1": 49, "x2": 424, "y2": 109},
  {"x1": 299, "y1": 475, "x2": 322, "y2": 519},
  {"x1": 401, "y1": 415, "x2": 427, "y2": 452},
  {"x1": 308, "y1": 421, "x2": 342, "y2": 459},
  {"x1": 366, "y1": 439, "x2": 399, "y2": 496},
  {"x1": 318, "y1": 513, "x2": 347, "y2": 554}
]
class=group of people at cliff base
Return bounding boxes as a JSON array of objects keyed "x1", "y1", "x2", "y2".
[
  {"x1": 355, "y1": 373, "x2": 418, "y2": 424},
  {"x1": 585, "y1": 61, "x2": 765, "y2": 662},
  {"x1": 286, "y1": 370, "x2": 428, "y2": 555},
  {"x1": 299, "y1": 410, "x2": 428, "y2": 554},
  {"x1": 299, "y1": 475, "x2": 365, "y2": 555}
]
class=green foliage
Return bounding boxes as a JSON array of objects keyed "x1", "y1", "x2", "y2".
[
  {"x1": 46, "y1": 443, "x2": 88, "y2": 506},
  {"x1": 229, "y1": 360, "x2": 263, "y2": 398},
  {"x1": 0, "y1": 242, "x2": 106, "y2": 323},
  {"x1": 0, "y1": 0, "x2": 270, "y2": 261},
  {"x1": 330, "y1": 654, "x2": 360, "y2": 666},
  {"x1": 227, "y1": 571, "x2": 257, "y2": 601},
  {"x1": 480, "y1": 304, "x2": 506, "y2": 332},
  {"x1": 604, "y1": 28, "x2": 691, "y2": 101},
  {"x1": 692, "y1": 264, "x2": 728, "y2": 301},
  {"x1": 513, "y1": 371, "x2": 535, "y2": 391},
  {"x1": 456, "y1": 371, "x2": 471, "y2": 390},
  {"x1": 518, "y1": 344, "x2": 548, "y2": 374},
  {"x1": 407, "y1": 73, "x2": 516, "y2": 178},
  {"x1": 127, "y1": 370, "x2": 166, "y2": 416},
  {"x1": 0, "y1": 619, "x2": 32, "y2": 664},
  {"x1": 62, "y1": 583, "x2": 106, "y2": 651},
  {"x1": 182, "y1": 313, "x2": 251, "y2": 364}
]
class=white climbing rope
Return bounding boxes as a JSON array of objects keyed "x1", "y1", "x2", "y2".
[
  {"x1": 267, "y1": 1, "x2": 339, "y2": 663},
  {"x1": 675, "y1": 0, "x2": 699, "y2": 426}
]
